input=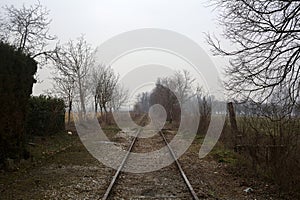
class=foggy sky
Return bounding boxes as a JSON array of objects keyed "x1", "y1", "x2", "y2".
[{"x1": 0, "y1": 0, "x2": 227, "y2": 95}]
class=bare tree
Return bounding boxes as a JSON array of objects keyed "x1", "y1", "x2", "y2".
[
  {"x1": 90, "y1": 64, "x2": 122, "y2": 120},
  {"x1": 52, "y1": 35, "x2": 94, "y2": 118},
  {"x1": 51, "y1": 75, "x2": 75, "y2": 125},
  {"x1": 148, "y1": 70, "x2": 195, "y2": 123},
  {"x1": 0, "y1": 1, "x2": 56, "y2": 58},
  {"x1": 90, "y1": 65, "x2": 127, "y2": 115},
  {"x1": 98, "y1": 66, "x2": 118, "y2": 115},
  {"x1": 174, "y1": 70, "x2": 195, "y2": 103},
  {"x1": 90, "y1": 67, "x2": 101, "y2": 116},
  {"x1": 150, "y1": 82, "x2": 178, "y2": 123},
  {"x1": 207, "y1": 0, "x2": 300, "y2": 105},
  {"x1": 109, "y1": 84, "x2": 129, "y2": 111},
  {"x1": 196, "y1": 87, "x2": 212, "y2": 135},
  {"x1": 161, "y1": 70, "x2": 195, "y2": 104},
  {"x1": 135, "y1": 92, "x2": 150, "y2": 113}
]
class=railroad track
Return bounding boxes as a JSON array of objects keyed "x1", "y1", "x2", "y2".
[{"x1": 102, "y1": 115, "x2": 199, "y2": 200}]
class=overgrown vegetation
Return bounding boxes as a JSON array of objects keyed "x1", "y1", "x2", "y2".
[{"x1": 221, "y1": 103, "x2": 300, "y2": 196}]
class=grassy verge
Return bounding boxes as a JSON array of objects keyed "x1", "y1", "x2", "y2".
[
  {"x1": 27, "y1": 132, "x2": 76, "y2": 163},
  {"x1": 0, "y1": 131, "x2": 77, "y2": 183},
  {"x1": 0, "y1": 122, "x2": 122, "y2": 198},
  {"x1": 209, "y1": 145, "x2": 238, "y2": 164}
]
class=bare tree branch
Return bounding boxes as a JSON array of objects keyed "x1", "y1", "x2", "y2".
[
  {"x1": 0, "y1": 1, "x2": 57, "y2": 59},
  {"x1": 208, "y1": 0, "x2": 300, "y2": 106},
  {"x1": 52, "y1": 35, "x2": 94, "y2": 118}
]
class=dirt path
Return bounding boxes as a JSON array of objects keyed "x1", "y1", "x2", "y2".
[{"x1": 0, "y1": 127, "x2": 290, "y2": 200}]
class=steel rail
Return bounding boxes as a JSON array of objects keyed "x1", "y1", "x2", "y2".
[
  {"x1": 159, "y1": 131, "x2": 200, "y2": 200},
  {"x1": 102, "y1": 128, "x2": 141, "y2": 200},
  {"x1": 102, "y1": 114, "x2": 146, "y2": 200}
]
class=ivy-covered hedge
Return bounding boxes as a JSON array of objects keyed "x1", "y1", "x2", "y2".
[
  {"x1": 0, "y1": 42, "x2": 37, "y2": 164},
  {"x1": 26, "y1": 96, "x2": 65, "y2": 136}
]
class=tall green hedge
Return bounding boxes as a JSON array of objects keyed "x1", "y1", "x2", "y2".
[
  {"x1": 26, "y1": 96, "x2": 65, "y2": 136},
  {"x1": 0, "y1": 42, "x2": 37, "y2": 164}
]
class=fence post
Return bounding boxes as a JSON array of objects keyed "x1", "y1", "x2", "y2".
[{"x1": 227, "y1": 102, "x2": 242, "y2": 152}]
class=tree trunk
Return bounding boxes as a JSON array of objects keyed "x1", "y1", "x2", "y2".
[
  {"x1": 94, "y1": 95, "x2": 98, "y2": 117},
  {"x1": 103, "y1": 105, "x2": 108, "y2": 123},
  {"x1": 78, "y1": 77, "x2": 86, "y2": 119},
  {"x1": 100, "y1": 105, "x2": 103, "y2": 120},
  {"x1": 68, "y1": 99, "x2": 72, "y2": 125},
  {"x1": 169, "y1": 105, "x2": 173, "y2": 124}
]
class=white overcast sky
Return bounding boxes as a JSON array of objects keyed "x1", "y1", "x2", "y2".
[{"x1": 0, "y1": 0, "x2": 228, "y2": 96}]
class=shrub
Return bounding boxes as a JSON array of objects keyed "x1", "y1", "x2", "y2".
[
  {"x1": 0, "y1": 42, "x2": 37, "y2": 164},
  {"x1": 26, "y1": 95, "x2": 65, "y2": 136}
]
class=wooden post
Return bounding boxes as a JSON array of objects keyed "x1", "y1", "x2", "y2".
[
  {"x1": 227, "y1": 102, "x2": 238, "y2": 133},
  {"x1": 227, "y1": 102, "x2": 242, "y2": 152}
]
